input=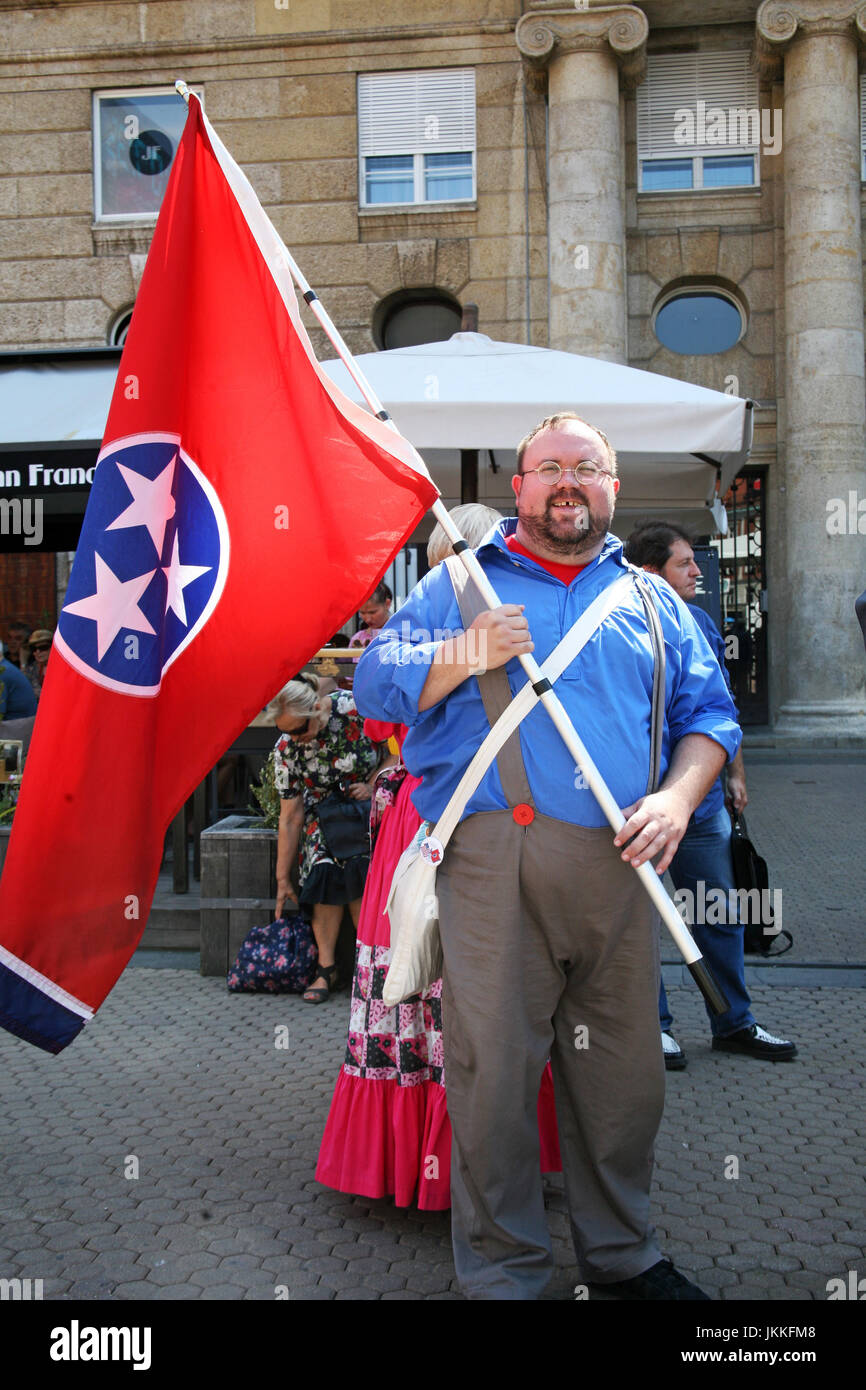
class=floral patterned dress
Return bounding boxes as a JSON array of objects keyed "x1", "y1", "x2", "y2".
[{"x1": 273, "y1": 691, "x2": 381, "y2": 906}]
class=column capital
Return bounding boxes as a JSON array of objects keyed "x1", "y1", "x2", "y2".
[
  {"x1": 516, "y1": 4, "x2": 648, "y2": 93},
  {"x1": 756, "y1": 1, "x2": 866, "y2": 77}
]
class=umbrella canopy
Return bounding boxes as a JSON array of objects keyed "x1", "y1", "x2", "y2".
[{"x1": 321, "y1": 333, "x2": 754, "y2": 533}]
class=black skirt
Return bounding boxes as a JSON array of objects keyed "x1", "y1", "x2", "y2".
[{"x1": 299, "y1": 854, "x2": 369, "y2": 909}]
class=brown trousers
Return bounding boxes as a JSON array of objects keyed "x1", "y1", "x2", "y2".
[{"x1": 438, "y1": 809, "x2": 664, "y2": 1298}]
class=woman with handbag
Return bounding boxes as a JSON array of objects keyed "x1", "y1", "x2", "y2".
[
  {"x1": 315, "y1": 506, "x2": 562, "y2": 1210},
  {"x1": 270, "y1": 675, "x2": 393, "y2": 1003}
]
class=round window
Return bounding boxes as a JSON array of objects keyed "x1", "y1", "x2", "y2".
[{"x1": 654, "y1": 291, "x2": 744, "y2": 356}]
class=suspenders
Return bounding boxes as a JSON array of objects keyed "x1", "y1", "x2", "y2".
[{"x1": 443, "y1": 553, "x2": 667, "y2": 803}]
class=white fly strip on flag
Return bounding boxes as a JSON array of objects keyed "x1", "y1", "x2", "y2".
[
  {"x1": 0, "y1": 942, "x2": 94, "y2": 1020},
  {"x1": 190, "y1": 93, "x2": 436, "y2": 491}
]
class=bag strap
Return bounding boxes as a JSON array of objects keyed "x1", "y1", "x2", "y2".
[
  {"x1": 633, "y1": 570, "x2": 666, "y2": 795},
  {"x1": 433, "y1": 559, "x2": 636, "y2": 847}
]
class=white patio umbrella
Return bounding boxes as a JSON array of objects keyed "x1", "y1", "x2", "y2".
[{"x1": 321, "y1": 332, "x2": 754, "y2": 534}]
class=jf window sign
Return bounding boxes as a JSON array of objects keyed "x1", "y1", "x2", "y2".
[{"x1": 93, "y1": 88, "x2": 202, "y2": 221}]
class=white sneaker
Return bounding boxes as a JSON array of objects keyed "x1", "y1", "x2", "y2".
[{"x1": 662, "y1": 1030, "x2": 687, "y2": 1070}]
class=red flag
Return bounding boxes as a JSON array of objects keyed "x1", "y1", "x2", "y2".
[{"x1": 0, "y1": 95, "x2": 436, "y2": 1053}]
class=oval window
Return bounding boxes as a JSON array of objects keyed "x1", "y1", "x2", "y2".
[{"x1": 654, "y1": 291, "x2": 744, "y2": 356}]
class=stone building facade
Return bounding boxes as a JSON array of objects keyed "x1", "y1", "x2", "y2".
[{"x1": 1, "y1": 0, "x2": 865, "y2": 736}]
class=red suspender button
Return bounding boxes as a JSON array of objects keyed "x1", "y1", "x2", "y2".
[{"x1": 512, "y1": 803, "x2": 534, "y2": 825}]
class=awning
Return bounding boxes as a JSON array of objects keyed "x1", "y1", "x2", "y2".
[
  {"x1": 321, "y1": 333, "x2": 754, "y2": 532},
  {"x1": 0, "y1": 351, "x2": 120, "y2": 447}
]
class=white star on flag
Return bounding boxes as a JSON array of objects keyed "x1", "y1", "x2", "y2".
[
  {"x1": 162, "y1": 532, "x2": 211, "y2": 626},
  {"x1": 106, "y1": 455, "x2": 178, "y2": 557},
  {"x1": 63, "y1": 553, "x2": 157, "y2": 661}
]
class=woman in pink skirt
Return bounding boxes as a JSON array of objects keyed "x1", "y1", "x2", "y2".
[{"x1": 316, "y1": 507, "x2": 561, "y2": 1210}]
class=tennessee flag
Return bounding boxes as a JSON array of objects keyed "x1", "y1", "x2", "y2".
[{"x1": 0, "y1": 94, "x2": 436, "y2": 1053}]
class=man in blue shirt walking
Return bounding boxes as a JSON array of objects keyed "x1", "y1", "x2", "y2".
[
  {"x1": 356, "y1": 414, "x2": 742, "y2": 1300},
  {"x1": 625, "y1": 520, "x2": 796, "y2": 1069}
]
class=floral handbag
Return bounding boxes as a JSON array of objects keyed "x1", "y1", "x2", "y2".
[{"x1": 227, "y1": 914, "x2": 318, "y2": 993}]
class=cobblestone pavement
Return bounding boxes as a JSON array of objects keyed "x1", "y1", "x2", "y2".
[
  {"x1": 1, "y1": 970, "x2": 863, "y2": 1302},
  {"x1": 734, "y1": 757, "x2": 865, "y2": 964}
]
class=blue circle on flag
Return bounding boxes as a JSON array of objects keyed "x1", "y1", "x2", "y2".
[{"x1": 57, "y1": 433, "x2": 228, "y2": 695}]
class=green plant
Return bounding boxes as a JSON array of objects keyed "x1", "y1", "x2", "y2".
[
  {"x1": 0, "y1": 736, "x2": 24, "y2": 824},
  {"x1": 0, "y1": 780, "x2": 18, "y2": 825},
  {"x1": 248, "y1": 750, "x2": 280, "y2": 830}
]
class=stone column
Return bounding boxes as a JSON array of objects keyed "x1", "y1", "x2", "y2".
[
  {"x1": 757, "y1": 1, "x2": 866, "y2": 734},
  {"x1": 516, "y1": 4, "x2": 647, "y2": 362}
]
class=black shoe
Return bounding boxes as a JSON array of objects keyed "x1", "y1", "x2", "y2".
[
  {"x1": 590, "y1": 1259, "x2": 710, "y2": 1301},
  {"x1": 662, "y1": 1030, "x2": 687, "y2": 1071},
  {"x1": 712, "y1": 1023, "x2": 797, "y2": 1061}
]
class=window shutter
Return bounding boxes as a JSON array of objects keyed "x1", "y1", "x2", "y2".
[
  {"x1": 358, "y1": 69, "x2": 476, "y2": 157},
  {"x1": 638, "y1": 52, "x2": 760, "y2": 159}
]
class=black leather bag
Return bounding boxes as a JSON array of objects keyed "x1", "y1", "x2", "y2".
[
  {"x1": 317, "y1": 794, "x2": 372, "y2": 861},
  {"x1": 730, "y1": 811, "x2": 792, "y2": 956}
]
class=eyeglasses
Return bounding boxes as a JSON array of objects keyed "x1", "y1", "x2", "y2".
[
  {"x1": 522, "y1": 462, "x2": 614, "y2": 486},
  {"x1": 32, "y1": 645, "x2": 51, "y2": 654},
  {"x1": 287, "y1": 717, "x2": 312, "y2": 738}
]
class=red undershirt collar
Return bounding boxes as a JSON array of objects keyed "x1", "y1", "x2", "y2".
[{"x1": 505, "y1": 533, "x2": 589, "y2": 585}]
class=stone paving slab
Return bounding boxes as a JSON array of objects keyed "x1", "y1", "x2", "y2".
[
  {"x1": 693, "y1": 758, "x2": 865, "y2": 965},
  {"x1": 1, "y1": 968, "x2": 864, "y2": 1302}
]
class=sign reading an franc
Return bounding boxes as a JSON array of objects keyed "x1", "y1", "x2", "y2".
[{"x1": 0, "y1": 461, "x2": 96, "y2": 493}]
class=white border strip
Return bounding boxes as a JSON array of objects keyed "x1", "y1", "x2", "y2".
[{"x1": 0, "y1": 943, "x2": 94, "y2": 1021}]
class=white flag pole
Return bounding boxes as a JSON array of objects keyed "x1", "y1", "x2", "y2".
[{"x1": 174, "y1": 81, "x2": 727, "y2": 1013}]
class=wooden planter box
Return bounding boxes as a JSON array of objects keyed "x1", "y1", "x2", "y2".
[
  {"x1": 199, "y1": 815, "x2": 277, "y2": 977},
  {"x1": 199, "y1": 813, "x2": 358, "y2": 982}
]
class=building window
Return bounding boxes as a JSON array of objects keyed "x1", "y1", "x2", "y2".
[
  {"x1": 108, "y1": 308, "x2": 134, "y2": 346},
  {"x1": 358, "y1": 69, "x2": 476, "y2": 208},
  {"x1": 653, "y1": 287, "x2": 745, "y2": 356},
  {"x1": 93, "y1": 87, "x2": 202, "y2": 222},
  {"x1": 373, "y1": 289, "x2": 462, "y2": 349},
  {"x1": 637, "y1": 52, "x2": 760, "y2": 193}
]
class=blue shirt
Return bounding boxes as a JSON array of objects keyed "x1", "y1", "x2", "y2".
[
  {"x1": 354, "y1": 522, "x2": 741, "y2": 827},
  {"x1": 0, "y1": 658, "x2": 37, "y2": 720},
  {"x1": 687, "y1": 604, "x2": 739, "y2": 823}
]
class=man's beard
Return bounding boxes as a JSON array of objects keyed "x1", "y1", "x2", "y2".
[{"x1": 518, "y1": 491, "x2": 612, "y2": 557}]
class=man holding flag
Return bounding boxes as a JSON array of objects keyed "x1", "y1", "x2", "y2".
[
  {"x1": 0, "y1": 93, "x2": 437, "y2": 1055},
  {"x1": 355, "y1": 412, "x2": 741, "y2": 1300}
]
